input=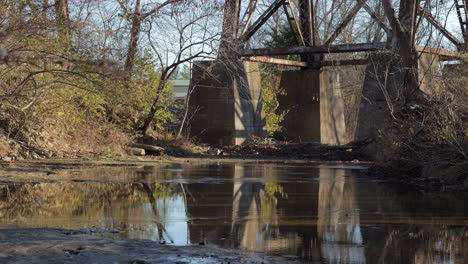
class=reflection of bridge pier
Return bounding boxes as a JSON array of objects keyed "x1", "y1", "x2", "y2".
[
  {"x1": 185, "y1": 163, "x2": 235, "y2": 246},
  {"x1": 317, "y1": 168, "x2": 366, "y2": 263},
  {"x1": 211, "y1": 166, "x2": 369, "y2": 262},
  {"x1": 183, "y1": 164, "x2": 382, "y2": 261},
  {"x1": 186, "y1": 163, "x2": 309, "y2": 252},
  {"x1": 230, "y1": 164, "x2": 263, "y2": 249},
  {"x1": 186, "y1": 163, "x2": 284, "y2": 250},
  {"x1": 181, "y1": 163, "x2": 468, "y2": 262},
  {"x1": 275, "y1": 166, "x2": 321, "y2": 260}
]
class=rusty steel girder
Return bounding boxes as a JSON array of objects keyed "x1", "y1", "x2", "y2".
[
  {"x1": 239, "y1": 42, "x2": 387, "y2": 56},
  {"x1": 235, "y1": 0, "x2": 468, "y2": 61}
]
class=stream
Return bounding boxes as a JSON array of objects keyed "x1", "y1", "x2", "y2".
[{"x1": 0, "y1": 161, "x2": 467, "y2": 263}]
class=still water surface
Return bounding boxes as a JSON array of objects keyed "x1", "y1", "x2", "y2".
[{"x1": 0, "y1": 162, "x2": 467, "y2": 263}]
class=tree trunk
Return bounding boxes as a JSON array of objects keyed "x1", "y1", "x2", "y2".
[
  {"x1": 42, "y1": 0, "x2": 49, "y2": 21},
  {"x1": 124, "y1": 0, "x2": 143, "y2": 79},
  {"x1": 141, "y1": 75, "x2": 167, "y2": 135},
  {"x1": 382, "y1": 0, "x2": 420, "y2": 103},
  {"x1": 55, "y1": 0, "x2": 70, "y2": 41},
  {"x1": 397, "y1": 0, "x2": 419, "y2": 97},
  {"x1": 219, "y1": 0, "x2": 241, "y2": 57},
  {"x1": 177, "y1": 83, "x2": 195, "y2": 138}
]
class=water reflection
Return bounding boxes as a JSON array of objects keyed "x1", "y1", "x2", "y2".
[
  {"x1": 318, "y1": 169, "x2": 365, "y2": 264},
  {"x1": 229, "y1": 164, "x2": 287, "y2": 251},
  {"x1": 0, "y1": 163, "x2": 467, "y2": 263}
]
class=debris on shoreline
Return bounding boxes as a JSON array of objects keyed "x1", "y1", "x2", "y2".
[{"x1": 222, "y1": 139, "x2": 367, "y2": 162}]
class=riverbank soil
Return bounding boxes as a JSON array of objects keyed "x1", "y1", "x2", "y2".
[{"x1": 0, "y1": 228, "x2": 297, "y2": 264}]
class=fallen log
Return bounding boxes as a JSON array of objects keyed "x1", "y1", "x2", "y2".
[
  {"x1": 128, "y1": 147, "x2": 146, "y2": 156},
  {"x1": 131, "y1": 143, "x2": 165, "y2": 155}
]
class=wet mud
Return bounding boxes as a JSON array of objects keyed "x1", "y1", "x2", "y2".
[{"x1": 0, "y1": 228, "x2": 295, "y2": 264}]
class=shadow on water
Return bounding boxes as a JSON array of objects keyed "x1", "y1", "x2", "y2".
[{"x1": 0, "y1": 162, "x2": 467, "y2": 263}]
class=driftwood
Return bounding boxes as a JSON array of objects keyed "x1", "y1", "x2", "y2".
[
  {"x1": 131, "y1": 143, "x2": 165, "y2": 155},
  {"x1": 129, "y1": 147, "x2": 146, "y2": 156}
]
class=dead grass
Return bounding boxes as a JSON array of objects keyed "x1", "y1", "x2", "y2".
[
  {"x1": 0, "y1": 134, "x2": 11, "y2": 156},
  {"x1": 35, "y1": 119, "x2": 130, "y2": 158}
]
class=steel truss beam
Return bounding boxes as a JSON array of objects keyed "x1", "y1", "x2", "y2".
[
  {"x1": 416, "y1": 46, "x2": 468, "y2": 59},
  {"x1": 417, "y1": 6, "x2": 464, "y2": 50},
  {"x1": 284, "y1": 0, "x2": 306, "y2": 46},
  {"x1": 240, "y1": 0, "x2": 285, "y2": 42},
  {"x1": 238, "y1": 0, "x2": 467, "y2": 58},
  {"x1": 239, "y1": 46, "x2": 467, "y2": 68},
  {"x1": 240, "y1": 56, "x2": 308, "y2": 67},
  {"x1": 241, "y1": 44, "x2": 467, "y2": 59},
  {"x1": 455, "y1": 0, "x2": 468, "y2": 43},
  {"x1": 240, "y1": 42, "x2": 388, "y2": 57},
  {"x1": 325, "y1": 0, "x2": 366, "y2": 45},
  {"x1": 239, "y1": 56, "x2": 369, "y2": 68}
]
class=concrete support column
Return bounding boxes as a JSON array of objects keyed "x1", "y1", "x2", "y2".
[
  {"x1": 278, "y1": 68, "x2": 352, "y2": 145},
  {"x1": 277, "y1": 70, "x2": 321, "y2": 142},
  {"x1": 189, "y1": 60, "x2": 266, "y2": 146},
  {"x1": 189, "y1": 53, "x2": 445, "y2": 147},
  {"x1": 233, "y1": 61, "x2": 266, "y2": 145},
  {"x1": 418, "y1": 53, "x2": 442, "y2": 96},
  {"x1": 320, "y1": 69, "x2": 348, "y2": 145}
]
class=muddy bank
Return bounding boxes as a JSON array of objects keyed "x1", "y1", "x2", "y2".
[{"x1": 0, "y1": 228, "x2": 298, "y2": 264}]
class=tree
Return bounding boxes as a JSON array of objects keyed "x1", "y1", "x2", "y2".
[
  {"x1": 55, "y1": 0, "x2": 70, "y2": 41},
  {"x1": 219, "y1": 0, "x2": 241, "y2": 57},
  {"x1": 382, "y1": 0, "x2": 421, "y2": 103},
  {"x1": 140, "y1": 0, "x2": 222, "y2": 134},
  {"x1": 0, "y1": 0, "x2": 131, "y2": 156},
  {"x1": 117, "y1": 0, "x2": 183, "y2": 79}
]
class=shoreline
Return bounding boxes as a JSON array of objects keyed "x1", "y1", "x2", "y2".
[
  {"x1": 0, "y1": 228, "x2": 297, "y2": 264},
  {"x1": 0, "y1": 155, "x2": 466, "y2": 194}
]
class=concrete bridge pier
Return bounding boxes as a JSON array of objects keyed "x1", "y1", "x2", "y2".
[
  {"x1": 277, "y1": 52, "x2": 443, "y2": 145},
  {"x1": 188, "y1": 60, "x2": 266, "y2": 146},
  {"x1": 355, "y1": 52, "x2": 443, "y2": 141},
  {"x1": 189, "y1": 53, "x2": 443, "y2": 147},
  {"x1": 277, "y1": 66, "x2": 364, "y2": 145}
]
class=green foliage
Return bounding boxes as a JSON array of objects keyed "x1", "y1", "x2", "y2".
[
  {"x1": 263, "y1": 24, "x2": 301, "y2": 61},
  {"x1": 261, "y1": 68, "x2": 287, "y2": 136},
  {"x1": 105, "y1": 61, "x2": 175, "y2": 132},
  {"x1": 258, "y1": 22, "x2": 308, "y2": 137},
  {"x1": 260, "y1": 183, "x2": 286, "y2": 223},
  {"x1": 263, "y1": 24, "x2": 297, "y2": 48}
]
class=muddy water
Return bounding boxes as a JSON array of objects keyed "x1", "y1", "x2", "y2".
[{"x1": 0, "y1": 162, "x2": 467, "y2": 263}]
